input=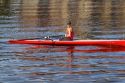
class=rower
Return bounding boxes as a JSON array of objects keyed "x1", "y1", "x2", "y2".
[{"x1": 65, "y1": 21, "x2": 74, "y2": 40}]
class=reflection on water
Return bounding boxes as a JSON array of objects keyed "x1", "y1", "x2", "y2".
[
  {"x1": 10, "y1": 45, "x2": 125, "y2": 83},
  {"x1": 1, "y1": 0, "x2": 125, "y2": 83},
  {"x1": 0, "y1": 0, "x2": 10, "y2": 16},
  {"x1": 1, "y1": 0, "x2": 125, "y2": 39}
]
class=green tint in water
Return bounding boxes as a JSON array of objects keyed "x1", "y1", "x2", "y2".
[{"x1": 0, "y1": 0, "x2": 11, "y2": 16}]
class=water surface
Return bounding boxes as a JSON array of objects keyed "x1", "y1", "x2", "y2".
[{"x1": 0, "y1": 0, "x2": 125, "y2": 83}]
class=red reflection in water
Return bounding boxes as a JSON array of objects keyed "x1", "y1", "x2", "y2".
[
  {"x1": 25, "y1": 45, "x2": 125, "y2": 53},
  {"x1": 17, "y1": 45, "x2": 125, "y2": 77},
  {"x1": 17, "y1": 45, "x2": 125, "y2": 64}
]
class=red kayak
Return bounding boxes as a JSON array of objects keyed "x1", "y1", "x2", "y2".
[{"x1": 8, "y1": 39, "x2": 125, "y2": 46}]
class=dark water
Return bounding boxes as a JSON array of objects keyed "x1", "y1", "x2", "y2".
[{"x1": 1, "y1": 0, "x2": 125, "y2": 83}]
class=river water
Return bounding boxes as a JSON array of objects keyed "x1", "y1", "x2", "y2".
[{"x1": 0, "y1": 0, "x2": 125, "y2": 83}]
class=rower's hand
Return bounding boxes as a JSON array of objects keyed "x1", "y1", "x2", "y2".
[{"x1": 65, "y1": 34, "x2": 67, "y2": 37}]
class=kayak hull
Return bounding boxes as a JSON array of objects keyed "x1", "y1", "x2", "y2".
[{"x1": 8, "y1": 39, "x2": 125, "y2": 46}]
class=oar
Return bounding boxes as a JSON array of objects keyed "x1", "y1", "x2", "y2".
[{"x1": 17, "y1": 35, "x2": 65, "y2": 40}]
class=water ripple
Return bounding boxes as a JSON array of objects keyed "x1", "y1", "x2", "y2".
[{"x1": 1, "y1": 0, "x2": 125, "y2": 83}]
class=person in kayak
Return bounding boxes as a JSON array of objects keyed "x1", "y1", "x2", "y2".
[
  {"x1": 45, "y1": 21, "x2": 74, "y2": 41},
  {"x1": 65, "y1": 21, "x2": 74, "y2": 40}
]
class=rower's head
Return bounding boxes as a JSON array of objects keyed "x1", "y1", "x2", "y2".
[{"x1": 67, "y1": 21, "x2": 71, "y2": 25}]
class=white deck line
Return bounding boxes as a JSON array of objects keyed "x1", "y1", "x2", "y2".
[{"x1": 73, "y1": 40, "x2": 121, "y2": 41}]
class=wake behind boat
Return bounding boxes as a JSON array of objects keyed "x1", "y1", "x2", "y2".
[{"x1": 8, "y1": 39, "x2": 125, "y2": 47}]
